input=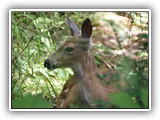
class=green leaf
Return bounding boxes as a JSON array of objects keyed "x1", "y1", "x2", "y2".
[
  {"x1": 109, "y1": 92, "x2": 140, "y2": 108},
  {"x1": 138, "y1": 33, "x2": 148, "y2": 39},
  {"x1": 65, "y1": 68, "x2": 74, "y2": 75},
  {"x1": 141, "y1": 88, "x2": 149, "y2": 108},
  {"x1": 54, "y1": 68, "x2": 68, "y2": 80},
  {"x1": 12, "y1": 94, "x2": 51, "y2": 108},
  {"x1": 41, "y1": 37, "x2": 51, "y2": 49}
]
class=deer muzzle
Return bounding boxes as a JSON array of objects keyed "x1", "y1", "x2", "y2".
[{"x1": 44, "y1": 59, "x2": 58, "y2": 70}]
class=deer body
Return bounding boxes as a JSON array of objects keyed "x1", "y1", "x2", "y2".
[{"x1": 44, "y1": 17, "x2": 119, "y2": 108}]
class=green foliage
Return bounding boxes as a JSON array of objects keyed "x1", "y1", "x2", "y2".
[
  {"x1": 109, "y1": 56, "x2": 149, "y2": 108},
  {"x1": 90, "y1": 100, "x2": 110, "y2": 108},
  {"x1": 109, "y1": 88, "x2": 149, "y2": 109},
  {"x1": 12, "y1": 94, "x2": 51, "y2": 108},
  {"x1": 69, "y1": 100, "x2": 110, "y2": 108},
  {"x1": 109, "y1": 92, "x2": 140, "y2": 108},
  {"x1": 141, "y1": 88, "x2": 149, "y2": 108}
]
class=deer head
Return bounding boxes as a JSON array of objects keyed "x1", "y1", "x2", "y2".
[{"x1": 44, "y1": 17, "x2": 92, "y2": 71}]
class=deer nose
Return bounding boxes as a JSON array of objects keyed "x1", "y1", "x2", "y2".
[{"x1": 44, "y1": 59, "x2": 51, "y2": 68}]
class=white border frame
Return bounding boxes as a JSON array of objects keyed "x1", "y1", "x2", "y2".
[{"x1": 9, "y1": 9, "x2": 151, "y2": 111}]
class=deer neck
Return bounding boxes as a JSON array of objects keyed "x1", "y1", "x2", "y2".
[{"x1": 72, "y1": 50, "x2": 97, "y2": 82}]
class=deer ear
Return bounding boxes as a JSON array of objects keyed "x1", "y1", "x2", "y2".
[
  {"x1": 67, "y1": 16, "x2": 81, "y2": 36},
  {"x1": 81, "y1": 18, "x2": 92, "y2": 38}
]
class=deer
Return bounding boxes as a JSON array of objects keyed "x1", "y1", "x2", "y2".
[{"x1": 44, "y1": 17, "x2": 124, "y2": 108}]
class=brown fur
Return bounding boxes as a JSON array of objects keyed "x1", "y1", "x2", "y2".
[
  {"x1": 44, "y1": 17, "x2": 125, "y2": 108},
  {"x1": 57, "y1": 50, "x2": 119, "y2": 108}
]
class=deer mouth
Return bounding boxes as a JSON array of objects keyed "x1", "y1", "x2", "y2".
[{"x1": 44, "y1": 59, "x2": 59, "y2": 70}]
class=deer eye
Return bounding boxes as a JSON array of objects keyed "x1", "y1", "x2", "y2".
[{"x1": 64, "y1": 47, "x2": 74, "y2": 54}]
